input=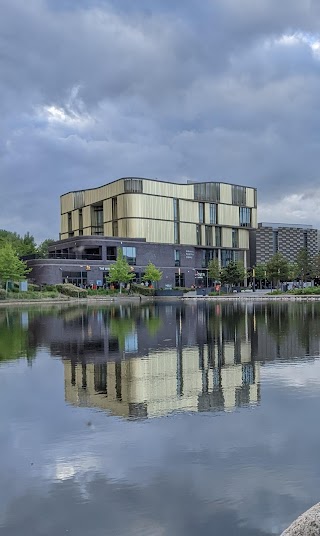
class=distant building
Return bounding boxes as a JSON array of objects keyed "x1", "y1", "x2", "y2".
[{"x1": 252, "y1": 222, "x2": 318, "y2": 266}]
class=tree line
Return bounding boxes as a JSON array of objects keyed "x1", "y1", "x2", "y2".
[
  {"x1": 0, "y1": 230, "x2": 55, "y2": 290},
  {"x1": 207, "y1": 248, "x2": 320, "y2": 288}
]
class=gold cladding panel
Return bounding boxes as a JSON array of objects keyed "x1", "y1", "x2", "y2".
[
  {"x1": 251, "y1": 208, "x2": 258, "y2": 229},
  {"x1": 179, "y1": 200, "x2": 198, "y2": 223},
  {"x1": 238, "y1": 229, "x2": 249, "y2": 249},
  {"x1": 82, "y1": 206, "x2": 91, "y2": 229},
  {"x1": 83, "y1": 227, "x2": 92, "y2": 236},
  {"x1": 218, "y1": 204, "x2": 239, "y2": 226},
  {"x1": 124, "y1": 194, "x2": 173, "y2": 221},
  {"x1": 83, "y1": 181, "x2": 125, "y2": 206},
  {"x1": 127, "y1": 219, "x2": 174, "y2": 243},
  {"x1": 246, "y1": 188, "x2": 255, "y2": 208},
  {"x1": 103, "y1": 199, "x2": 112, "y2": 222},
  {"x1": 222, "y1": 227, "x2": 232, "y2": 248},
  {"x1": 142, "y1": 180, "x2": 193, "y2": 200},
  {"x1": 104, "y1": 222, "x2": 113, "y2": 236},
  {"x1": 60, "y1": 213, "x2": 68, "y2": 235},
  {"x1": 60, "y1": 193, "x2": 74, "y2": 214},
  {"x1": 72, "y1": 210, "x2": 79, "y2": 231},
  {"x1": 220, "y1": 184, "x2": 232, "y2": 204},
  {"x1": 180, "y1": 223, "x2": 196, "y2": 245}
]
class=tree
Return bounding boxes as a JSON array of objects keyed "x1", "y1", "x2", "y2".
[
  {"x1": 296, "y1": 248, "x2": 312, "y2": 284},
  {"x1": 207, "y1": 259, "x2": 220, "y2": 282},
  {"x1": 220, "y1": 261, "x2": 246, "y2": 288},
  {"x1": 254, "y1": 264, "x2": 267, "y2": 289},
  {"x1": 0, "y1": 243, "x2": 31, "y2": 290},
  {"x1": 312, "y1": 252, "x2": 320, "y2": 280},
  {"x1": 108, "y1": 248, "x2": 134, "y2": 293},
  {"x1": 142, "y1": 262, "x2": 163, "y2": 288},
  {"x1": 0, "y1": 230, "x2": 37, "y2": 256},
  {"x1": 266, "y1": 253, "x2": 289, "y2": 288},
  {"x1": 37, "y1": 238, "x2": 56, "y2": 258}
]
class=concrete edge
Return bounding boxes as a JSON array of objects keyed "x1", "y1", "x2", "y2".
[{"x1": 280, "y1": 503, "x2": 320, "y2": 535}]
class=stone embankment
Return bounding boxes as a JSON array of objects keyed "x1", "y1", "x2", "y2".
[{"x1": 281, "y1": 503, "x2": 320, "y2": 535}]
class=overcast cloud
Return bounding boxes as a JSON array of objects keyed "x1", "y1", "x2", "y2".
[{"x1": 1, "y1": 0, "x2": 320, "y2": 241}]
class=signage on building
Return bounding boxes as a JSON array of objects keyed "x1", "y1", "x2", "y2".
[
  {"x1": 195, "y1": 272, "x2": 205, "y2": 278},
  {"x1": 185, "y1": 249, "x2": 194, "y2": 259},
  {"x1": 99, "y1": 267, "x2": 109, "y2": 271}
]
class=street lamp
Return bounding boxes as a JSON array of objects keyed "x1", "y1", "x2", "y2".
[{"x1": 80, "y1": 265, "x2": 84, "y2": 288}]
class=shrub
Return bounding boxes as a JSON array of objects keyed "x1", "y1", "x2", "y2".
[
  {"x1": 131, "y1": 283, "x2": 155, "y2": 296},
  {"x1": 0, "y1": 289, "x2": 6, "y2": 300},
  {"x1": 55, "y1": 284, "x2": 88, "y2": 298}
]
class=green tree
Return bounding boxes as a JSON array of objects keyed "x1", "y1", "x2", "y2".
[
  {"x1": 108, "y1": 248, "x2": 134, "y2": 293},
  {"x1": 296, "y1": 248, "x2": 312, "y2": 284},
  {"x1": 0, "y1": 243, "x2": 31, "y2": 290},
  {"x1": 207, "y1": 259, "x2": 220, "y2": 282},
  {"x1": 142, "y1": 262, "x2": 163, "y2": 288},
  {"x1": 254, "y1": 264, "x2": 267, "y2": 289},
  {"x1": 312, "y1": 252, "x2": 320, "y2": 279},
  {"x1": 0, "y1": 230, "x2": 37, "y2": 256},
  {"x1": 37, "y1": 238, "x2": 56, "y2": 258},
  {"x1": 220, "y1": 261, "x2": 246, "y2": 288},
  {"x1": 266, "y1": 253, "x2": 289, "y2": 288}
]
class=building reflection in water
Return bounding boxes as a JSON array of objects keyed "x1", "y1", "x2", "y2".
[
  {"x1": 5, "y1": 301, "x2": 320, "y2": 419},
  {"x1": 55, "y1": 303, "x2": 261, "y2": 419}
]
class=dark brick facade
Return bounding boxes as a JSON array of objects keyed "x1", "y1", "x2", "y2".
[{"x1": 27, "y1": 236, "x2": 223, "y2": 288}]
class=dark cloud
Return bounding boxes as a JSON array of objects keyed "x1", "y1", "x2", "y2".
[{"x1": 1, "y1": 0, "x2": 320, "y2": 240}]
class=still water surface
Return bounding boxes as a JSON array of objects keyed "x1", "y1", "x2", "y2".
[{"x1": 1, "y1": 301, "x2": 320, "y2": 535}]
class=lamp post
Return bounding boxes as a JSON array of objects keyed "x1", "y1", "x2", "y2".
[
  {"x1": 252, "y1": 266, "x2": 256, "y2": 293},
  {"x1": 80, "y1": 265, "x2": 84, "y2": 288}
]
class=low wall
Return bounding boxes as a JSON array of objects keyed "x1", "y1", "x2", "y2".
[{"x1": 281, "y1": 502, "x2": 320, "y2": 535}]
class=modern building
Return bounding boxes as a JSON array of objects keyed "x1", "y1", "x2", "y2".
[
  {"x1": 28, "y1": 177, "x2": 257, "y2": 287},
  {"x1": 252, "y1": 222, "x2": 318, "y2": 266}
]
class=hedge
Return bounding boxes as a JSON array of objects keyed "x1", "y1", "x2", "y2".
[
  {"x1": 55, "y1": 283, "x2": 88, "y2": 298},
  {"x1": 0, "y1": 289, "x2": 6, "y2": 300},
  {"x1": 131, "y1": 283, "x2": 155, "y2": 296}
]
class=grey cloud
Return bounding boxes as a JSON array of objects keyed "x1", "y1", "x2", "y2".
[{"x1": 1, "y1": 0, "x2": 320, "y2": 239}]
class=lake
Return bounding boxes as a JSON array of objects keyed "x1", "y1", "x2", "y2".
[{"x1": 1, "y1": 300, "x2": 320, "y2": 535}]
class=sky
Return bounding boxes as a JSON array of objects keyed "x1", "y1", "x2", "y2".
[{"x1": 1, "y1": 0, "x2": 320, "y2": 242}]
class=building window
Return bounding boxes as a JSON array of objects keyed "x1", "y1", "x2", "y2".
[
  {"x1": 254, "y1": 189, "x2": 257, "y2": 208},
  {"x1": 221, "y1": 249, "x2": 234, "y2": 267},
  {"x1": 174, "y1": 249, "x2": 181, "y2": 267},
  {"x1": 199, "y1": 202, "x2": 205, "y2": 224},
  {"x1": 205, "y1": 225, "x2": 213, "y2": 246},
  {"x1": 209, "y1": 203, "x2": 217, "y2": 224},
  {"x1": 232, "y1": 228, "x2": 238, "y2": 248},
  {"x1": 94, "y1": 364, "x2": 107, "y2": 393},
  {"x1": 74, "y1": 191, "x2": 84, "y2": 209},
  {"x1": 173, "y1": 198, "x2": 179, "y2": 220},
  {"x1": 273, "y1": 231, "x2": 278, "y2": 253},
  {"x1": 215, "y1": 227, "x2": 221, "y2": 247},
  {"x1": 122, "y1": 246, "x2": 136, "y2": 265},
  {"x1": 112, "y1": 197, "x2": 118, "y2": 220},
  {"x1": 112, "y1": 221, "x2": 118, "y2": 237},
  {"x1": 175, "y1": 272, "x2": 185, "y2": 287},
  {"x1": 174, "y1": 222, "x2": 180, "y2": 244},
  {"x1": 173, "y1": 199, "x2": 180, "y2": 244},
  {"x1": 196, "y1": 224, "x2": 202, "y2": 246},
  {"x1": 202, "y1": 249, "x2": 217, "y2": 268},
  {"x1": 92, "y1": 204, "x2": 103, "y2": 235},
  {"x1": 124, "y1": 178, "x2": 143, "y2": 193},
  {"x1": 67, "y1": 212, "x2": 73, "y2": 238},
  {"x1": 239, "y1": 207, "x2": 251, "y2": 227},
  {"x1": 194, "y1": 183, "x2": 220, "y2": 202},
  {"x1": 106, "y1": 246, "x2": 117, "y2": 260},
  {"x1": 232, "y1": 185, "x2": 246, "y2": 206},
  {"x1": 79, "y1": 208, "x2": 83, "y2": 235}
]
